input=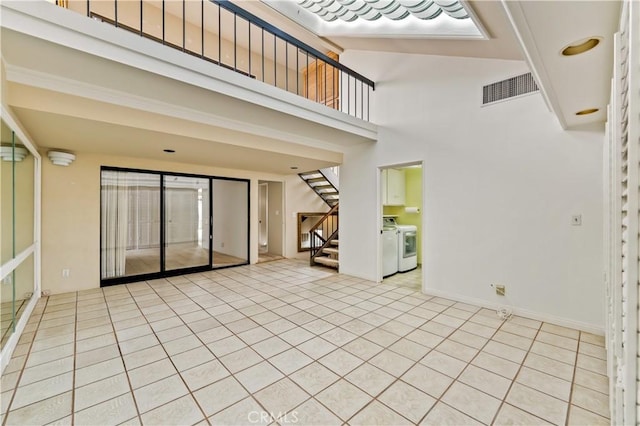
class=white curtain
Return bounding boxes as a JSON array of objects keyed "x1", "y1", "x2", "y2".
[{"x1": 101, "y1": 171, "x2": 129, "y2": 279}]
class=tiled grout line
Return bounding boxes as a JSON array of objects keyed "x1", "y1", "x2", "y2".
[
  {"x1": 1, "y1": 261, "x2": 610, "y2": 426},
  {"x1": 1, "y1": 296, "x2": 50, "y2": 426},
  {"x1": 5, "y1": 302, "x2": 564, "y2": 424},
  {"x1": 335, "y1": 300, "x2": 580, "y2": 426},
  {"x1": 103, "y1": 286, "x2": 143, "y2": 425},
  {"x1": 128, "y1": 276, "x2": 275, "y2": 424},
  {"x1": 70, "y1": 292, "x2": 79, "y2": 426},
  {"x1": 250, "y1": 282, "x2": 450, "y2": 423},
  {"x1": 108, "y1": 287, "x2": 165, "y2": 423},
  {"x1": 565, "y1": 332, "x2": 582, "y2": 426},
  {"x1": 567, "y1": 333, "x2": 610, "y2": 421},
  {"x1": 409, "y1": 308, "x2": 517, "y2": 425},
  {"x1": 176, "y1": 270, "x2": 415, "y2": 423},
  {"x1": 486, "y1": 319, "x2": 545, "y2": 426},
  {"x1": 0, "y1": 299, "x2": 27, "y2": 348},
  {"x1": 339, "y1": 297, "x2": 476, "y2": 423},
  {"x1": 469, "y1": 319, "x2": 604, "y2": 424},
  {"x1": 178, "y1": 273, "x2": 339, "y2": 423},
  {"x1": 338, "y1": 306, "x2": 466, "y2": 425}
]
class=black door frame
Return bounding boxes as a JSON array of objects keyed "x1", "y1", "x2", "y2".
[{"x1": 99, "y1": 166, "x2": 250, "y2": 287}]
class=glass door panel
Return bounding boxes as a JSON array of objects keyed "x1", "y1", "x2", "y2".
[
  {"x1": 404, "y1": 231, "x2": 417, "y2": 257},
  {"x1": 1, "y1": 120, "x2": 15, "y2": 266},
  {"x1": 164, "y1": 176, "x2": 210, "y2": 271},
  {"x1": 15, "y1": 146, "x2": 34, "y2": 255},
  {"x1": 212, "y1": 179, "x2": 249, "y2": 267},
  {"x1": 101, "y1": 170, "x2": 161, "y2": 279},
  {"x1": 0, "y1": 116, "x2": 38, "y2": 352}
]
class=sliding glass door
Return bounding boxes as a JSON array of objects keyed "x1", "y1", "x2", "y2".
[
  {"x1": 212, "y1": 178, "x2": 249, "y2": 267},
  {"x1": 164, "y1": 176, "x2": 210, "y2": 271},
  {"x1": 100, "y1": 168, "x2": 249, "y2": 285},
  {"x1": 101, "y1": 170, "x2": 161, "y2": 279}
]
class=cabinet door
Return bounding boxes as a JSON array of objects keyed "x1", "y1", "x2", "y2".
[
  {"x1": 387, "y1": 169, "x2": 405, "y2": 205},
  {"x1": 381, "y1": 169, "x2": 388, "y2": 205}
]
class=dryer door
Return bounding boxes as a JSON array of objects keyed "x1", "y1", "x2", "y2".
[{"x1": 403, "y1": 230, "x2": 417, "y2": 258}]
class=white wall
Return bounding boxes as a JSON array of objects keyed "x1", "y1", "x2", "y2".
[
  {"x1": 284, "y1": 174, "x2": 329, "y2": 260},
  {"x1": 339, "y1": 51, "x2": 605, "y2": 331}
]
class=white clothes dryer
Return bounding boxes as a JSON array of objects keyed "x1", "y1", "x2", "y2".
[{"x1": 397, "y1": 225, "x2": 418, "y2": 272}]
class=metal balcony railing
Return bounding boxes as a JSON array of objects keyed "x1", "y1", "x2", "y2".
[{"x1": 56, "y1": 0, "x2": 375, "y2": 121}]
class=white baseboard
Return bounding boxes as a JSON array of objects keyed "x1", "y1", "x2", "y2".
[{"x1": 423, "y1": 287, "x2": 605, "y2": 336}]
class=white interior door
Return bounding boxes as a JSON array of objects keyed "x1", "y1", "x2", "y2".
[{"x1": 259, "y1": 183, "x2": 268, "y2": 252}]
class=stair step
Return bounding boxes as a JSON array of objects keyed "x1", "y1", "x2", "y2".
[
  {"x1": 331, "y1": 240, "x2": 339, "y2": 245},
  {"x1": 323, "y1": 247, "x2": 339, "y2": 256},
  {"x1": 299, "y1": 168, "x2": 338, "y2": 210},
  {"x1": 300, "y1": 172, "x2": 323, "y2": 179},
  {"x1": 315, "y1": 257, "x2": 339, "y2": 268},
  {"x1": 306, "y1": 177, "x2": 329, "y2": 184}
]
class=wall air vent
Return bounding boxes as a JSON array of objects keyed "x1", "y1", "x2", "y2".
[{"x1": 482, "y1": 72, "x2": 539, "y2": 105}]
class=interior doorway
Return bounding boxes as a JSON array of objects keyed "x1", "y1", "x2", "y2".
[
  {"x1": 379, "y1": 163, "x2": 423, "y2": 290},
  {"x1": 258, "y1": 183, "x2": 269, "y2": 253},
  {"x1": 257, "y1": 180, "x2": 284, "y2": 263}
]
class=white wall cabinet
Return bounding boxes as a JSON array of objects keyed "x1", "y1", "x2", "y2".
[{"x1": 382, "y1": 168, "x2": 405, "y2": 206}]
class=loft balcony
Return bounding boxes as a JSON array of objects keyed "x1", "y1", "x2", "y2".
[
  {"x1": 0, "y1": 0, "x2": 377, "y2": 174},
  {"x1": 55, "y1": 0, "x2": 375, "y2": 121}
]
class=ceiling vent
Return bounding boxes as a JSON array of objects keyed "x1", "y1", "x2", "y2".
[{"x1": 482, "y1": 72, "x2": 539, "y2": 105}]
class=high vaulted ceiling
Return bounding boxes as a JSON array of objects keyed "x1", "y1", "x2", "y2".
[
  {"x1": 242, "y1": 0, "x2": 621, "y2": 129},
  {"x1": 0, "y1": 0, "x2": 624, "y2": 179}
]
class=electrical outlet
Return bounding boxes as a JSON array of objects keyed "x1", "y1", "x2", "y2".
[
  {"x1": 2, "y1": 275, "x2": 12, "y2": 285},
  {"x1": 41, "y1": 289, "x2": 51, "y2": 297},
  {"x1": 495, "y1": 285, "x2": 506, "y2": 296},
  {"x1": 221, "y1": 242, "x2": 225, "y2": 248},
  {"x1": 62, "y1": 269, "x2": 70, "y2": 278}
]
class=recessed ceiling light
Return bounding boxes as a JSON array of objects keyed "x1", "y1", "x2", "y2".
[
  {"x1": 290, "y1": 166, "x2": 299, "y2": 170},
  {"x1": 576, "y1": 108, "x2": 599, "y2": 116},
  {"x1": 561, "y1": 37, "x2": 600, "y2": 56},
  {"x1": 163, "y1": 149, "x2": 175, "y2": 153}
]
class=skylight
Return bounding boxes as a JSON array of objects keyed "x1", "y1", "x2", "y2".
[
  {"x1": 262, "y1": 0, "x2": 486, "y2": 38},
  {"x1": 297, "y1": 0, "x2": 469, "y2": 22}
]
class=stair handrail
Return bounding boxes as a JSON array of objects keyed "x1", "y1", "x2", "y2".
[{"x1": 309, "y1": 203, "x2": 339, "y2": 264}]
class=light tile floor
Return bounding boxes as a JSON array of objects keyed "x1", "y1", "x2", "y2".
[
  {"x1": 1, "y1": 259, "x2": 609, "y2": 425},
  {"x1": 383, "y1": 267, "x2": 422, "y2": 291}
]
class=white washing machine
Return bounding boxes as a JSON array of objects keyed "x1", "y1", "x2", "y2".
[
  {"x1": 397, "y1": 225, "x2": 418, "y2": 272},
  {"x1": 382, "y1": 217, "x2": 398, "y2": 277}
]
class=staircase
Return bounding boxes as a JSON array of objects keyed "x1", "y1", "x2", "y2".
[
  {"x1": 299, "y1": 168, "x2": 340, "y2": 270},
  {"x1": 299, "y1": 169, "x2": 339, "y2": 207},
  {"x1": 315, "y1": 239, "x2": 339, "y2": 269}
]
